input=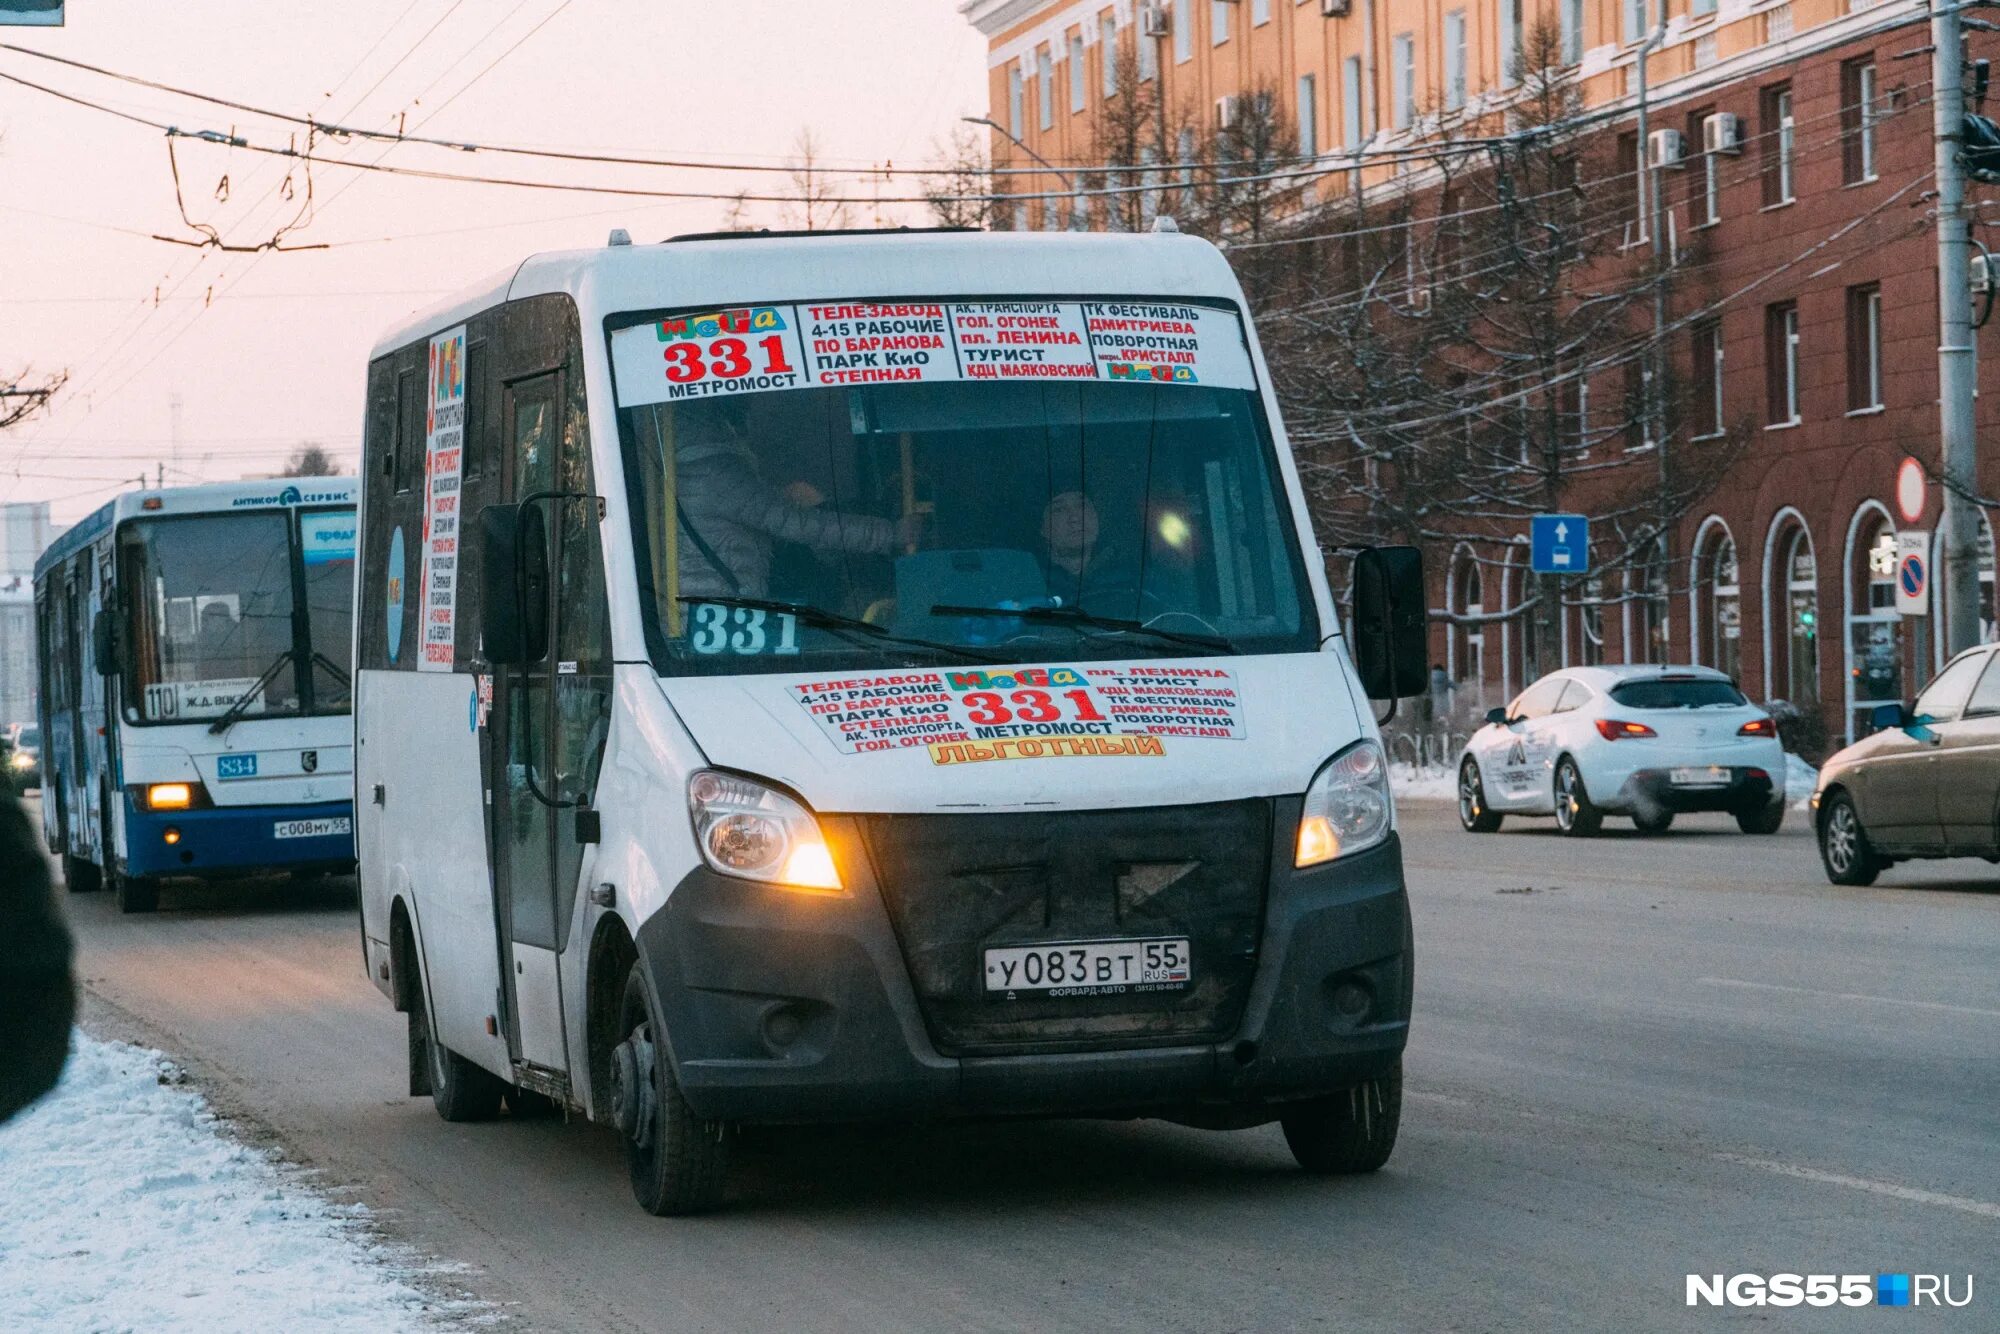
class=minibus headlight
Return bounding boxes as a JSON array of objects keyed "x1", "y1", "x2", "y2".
[
  {"x1": 1296, "y1": 740, "x2": 1393, "y2": 868},
  {"x1": 687, "y1": 770, "x2": 844, "y2": 894}
]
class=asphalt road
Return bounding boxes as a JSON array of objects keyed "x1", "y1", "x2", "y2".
[{"x1": 44, "y1": 798, "x2": 2000, "y2": 1332}]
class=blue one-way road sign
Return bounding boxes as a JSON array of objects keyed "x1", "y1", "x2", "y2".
[{"x1": 1530, "y1": 514, "x2": 1590, "y2": 574}]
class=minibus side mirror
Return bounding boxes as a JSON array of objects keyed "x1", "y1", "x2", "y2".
[
  {"x1": 1350, "y1": 545, "x2": 1428, "y2": 702},
  {"x1": 90, "y1": 609, "x2": 119, "y2": 677}
]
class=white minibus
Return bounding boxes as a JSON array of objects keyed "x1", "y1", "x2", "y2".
[
  {"x1": 36, "y1": 479, "x2": 359, "y2": 912},
  {"x1": 356, "y1": 227, "x2": 1426, "y2": 1214}
]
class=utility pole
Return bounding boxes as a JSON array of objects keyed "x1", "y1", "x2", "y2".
[{"x1": 1935, "y1": 0, "x2": 1982, "y2": 655}]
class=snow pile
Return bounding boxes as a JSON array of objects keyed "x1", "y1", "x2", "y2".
[
  {"x1": 0, "y1": 1034, "x2": 441, "y2": 1333},
  {"x1": 1786, "y1": 752, "x2": 1821, "y2": 807},
  {"x1": 1390, "y1": 762, "x2": 1460, "y2": 802}
]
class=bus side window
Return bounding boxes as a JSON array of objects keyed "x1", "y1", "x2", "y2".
[
  {"x1": 360, "y1": 359, "x2": 399, "y2": 672},
  {"x1": 393, "y1": 357, "x2": 421, "y2": 496}
]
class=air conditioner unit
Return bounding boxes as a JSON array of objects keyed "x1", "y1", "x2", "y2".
[
  {"x1": 1141, "y1": 3, "x2": 1171, "y2": 38},
  {"x1": 1216, "y1": 95, "x2": 1240, "y2": 129},
  {"x1": 1320, "y1": 0, "x2": 1353, "y2": 15},
  {"x1": 1703, "y1": 111, "x2": 1744, "y2": 156},
  {"x1": 1648, "y1": 128, "x2": 1686, "y2": 169}
]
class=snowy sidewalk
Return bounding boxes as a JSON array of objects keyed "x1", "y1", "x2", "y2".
[{"x1": 0, "y1": 1033, "x2": 449, "y2": 1333}]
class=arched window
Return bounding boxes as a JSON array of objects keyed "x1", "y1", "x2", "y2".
[
  {"x1": 1767, "y1": 514, "x2": 1820, "y2": 708},
  {"x1": 1566, "y1": 574, "x2": 1605, "y2": 667},
  {"x1": 1449, "y1": 548, "x2": 1488, "y2": 709},
  {"x1": 1631, "y1": 538, "x2": 1670, "y2": 664},
  {"x1": 1845, "y1": 504, "x2": 1901, "y2": 742},
  {"x1": 1932, "y1": 513, "x2": 1998, "y2": 670},
  {"x1": 1507, "y1": 549, "x2": 1551, "y2": 691},
  {"x1": 1691, "y1": 520, "x2": 1741, "y2": 679}
]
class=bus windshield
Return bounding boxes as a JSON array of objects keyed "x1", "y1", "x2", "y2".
[
  {"x1": 120, "y1": 507, "x2": 357, "y2": 724},
  {"x1": 612, "y1": 302, "x2": 1316, "y2": 676}
]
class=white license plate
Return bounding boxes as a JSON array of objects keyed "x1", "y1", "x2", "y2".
[
  {"x1": 274, "y1": 817, "x2": 351, "y2": 840},
  {"x1": 1670, "y1": 766, "x2": 1730, "y2": 787},
  {"x1": 983, "y1": 937, "x2": 1191, "y2": 997}
]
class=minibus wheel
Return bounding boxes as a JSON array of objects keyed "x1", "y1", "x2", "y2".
[
  {"x1": 412, "y1": 980, "x2": 504, "y2": 1122},
  {"x1": 616, "y1": 966, "x2": 729, "y2": 1216},
  {"x1": 1280, "y1": 1058, "x2": 1402, "y2": 1175}
]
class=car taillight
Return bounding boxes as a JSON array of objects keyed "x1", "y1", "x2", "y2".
[
  {"x1": 1595, "y1": 719, "x2": 1657, "y2": 740},
  {"x1": 1738, "y1": 717, "x2": 1777, "y2": 737}
]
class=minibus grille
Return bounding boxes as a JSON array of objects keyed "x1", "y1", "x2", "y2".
[{"x1": 855, "y1": 800, "x2": 1272, "y2": 1057}]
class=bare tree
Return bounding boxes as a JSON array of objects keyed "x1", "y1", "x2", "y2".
[
  {"x1": 923, "y1": 126, "x2": 1003, "y2": 230},
  {"x1": 1086, "y1": 32, "x2": 1164, "y2": 233},
  {"x1": 282, "y1": 442, "x2": 339, "y2": 477},
  {"x1": 782, "y1": 129, "x2": 853, "y2": 233},
  {"x1": 720, "y1": 191, "x2": 757, "y2": 233},
  {"x1": 0, "y1": 368, "x2": 64, "y2": 434}
]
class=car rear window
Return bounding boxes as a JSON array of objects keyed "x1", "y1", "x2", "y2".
[{"x1": 1608, "y1": 678, "x2": 1746, "y2": 709}]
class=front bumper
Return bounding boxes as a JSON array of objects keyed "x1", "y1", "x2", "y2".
[
  {"x1": 123, "y1": 796, "x2": 356, "y2": 879},
  {"x1": 1609, "y1": 766, "x2": 1778, "y2": 816},
  {"x1": 635, "y1": 804, "x2": 1412, "y2": 1126}
]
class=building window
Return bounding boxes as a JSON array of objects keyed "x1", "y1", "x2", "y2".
[
  {"x1": 1762, "y1": 84, "x2": 1794, "y2": 206},
  {"x1": 1392, "y1": 33, "x2": 1415, "y2": 131},
  {"x1": 1212, "y1": 0, "x2": 1229, "y2": 44},
  {"x1": 1139, "y1": 17, "x2": 1159, "y2": 80},
  {"x1": 1178, "y1": 127, "x2": 1197, "y2": 190},
  {"x1": 1773, "y1": 520, "x2": 1820, "y2": 708},
  {"x1": 1692, "y1": 318, "x2": 1724, "y2": 437},
  {"x1": 1069, "y1": 31, "x2": 1086, "y2": 113},
  {"x1": 1009, "y1": 63, "x2": 1024, "y2": 139},
  {"x1": 1766, "y1": 3, "x2": 1793, "y2": 41},
  {"x1": 1102, "y1": 14, "x2": 1119, "y2": 98},
  {"x1": 1842, "y1": 59, "x2": 1878, "y2": 184},
  {"x1": 1038, "y1": 47, "x2": 1054, "y2": 130},
  {"x1": 1623, "y1": 0, "x2": 1646, "y2": 44},
  {"x1": 1072, "y1": 172, "x2": 1091, "y2": 230},
  {"x1": 1765, "y1": 301, "x2": 1800, "y2": 425},
  {"x1": 1692, "y1": 0, "x2": 1716, "y2": 15},
  {"x1": 1342, "y1": 55, "x2": 1364, "y2": 150},
  {"x1": 1253, "y1": 0, "x2": 1271, "y2": 25},
  {"x1": 1847, "y1": 283, "x2": 1883, "y2": 411},
  {"x1": 1445, "y1": 11, "x2": 1468, "y2": 111},
  {"x1": 1499, "y1": 0, "x2": 1522, "y2": 89},
  {"x1": 1848, "y1": 509, "x2": 1902, "y2": 741},
  {"x1": 1698, "y1": 119, "x2": 1721, "y2": 224},
  {"x1": 1569, "y1": 575, "x2": 1607, "y2": 667},
  {"x1": 1694, "y1": 32, "x2": 1717, "y2": 68},
  {"x1": 1175, "y1": 0, "x2": 1193, "y2": 63},
  {"x1": 1633, "y1": 539, "x2": 1669, "y2": 664},
  {"x1": 1298, "y1": 73, "x2": 1318, "y2": 158},
  {"x1": 1141, "y1": 145, "x2": 1161, "y2": 224},
  {"x1": 1561, "y1": 0, "x2": 1584, "y2": 65},
  {"x1": 1693, "y1": 523, "x2": 1742, "y2": 680}
]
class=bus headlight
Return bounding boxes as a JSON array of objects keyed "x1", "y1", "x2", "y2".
[
  {"x1": 146, "y1": 782, "x2": 194, "y2": 811},
  {"x1": 687, "y1": 770, "x2": 843, "y2": 894},
  {"x1": 1296, "y1": 741, "x2": 1393, "y2": 868}
]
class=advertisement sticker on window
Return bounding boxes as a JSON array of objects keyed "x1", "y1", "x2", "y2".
[{"x1": 419, "y1": 325, "x2": 466, "y2": 672}]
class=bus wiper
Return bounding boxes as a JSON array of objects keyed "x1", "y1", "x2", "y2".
[
  {"x1": 931, "y1": 603, "x2": 1237, "y2": 655},
  {"x1": 675, "y1": 595, "x2": 989, "y2": 663},
  {"x1": 208, "y1": 649, "x2": 292, "y2": 736}
]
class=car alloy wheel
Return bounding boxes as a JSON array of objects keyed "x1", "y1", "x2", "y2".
[{"x1": 1824, "y1": 803, "x2": 1859, "y2": 874}]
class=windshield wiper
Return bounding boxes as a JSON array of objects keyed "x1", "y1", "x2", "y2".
[
  {"x1": 675, "y1": 595, "x2": 990, "y2": 663},
  {"x1": 208, "y1": 649, "x2": 291, "y2": 736},
  {"x1": 931, "y1": 603, "x2": 1237, "y2": 655}
]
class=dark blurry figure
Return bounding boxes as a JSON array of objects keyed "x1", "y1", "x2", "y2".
[{"x1": 0, "y1": 789, "x2": 74, "y2": 1122}]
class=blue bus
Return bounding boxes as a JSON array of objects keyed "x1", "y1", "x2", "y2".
[{"x1": 35, "y1": 479, "x2": 359, "y2": 912}]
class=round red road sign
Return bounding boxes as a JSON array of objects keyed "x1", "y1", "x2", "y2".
[{"x1": 1897, "y1": 456, "x2": 1927, "y2": 524}]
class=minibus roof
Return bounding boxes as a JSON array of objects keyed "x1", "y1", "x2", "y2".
[
  {"x1": 370, "y1": 229, "x2": 1251, "y2": 362},
  {"x1": 33, "y1": 476, "x2": 358, "y2": 581}
]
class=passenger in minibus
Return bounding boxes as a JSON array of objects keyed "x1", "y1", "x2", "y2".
[{"x1": 674, "y1": 402, "x2": 922, "y2": 598}]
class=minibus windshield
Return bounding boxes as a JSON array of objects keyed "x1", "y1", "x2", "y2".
[
  {"x1": 612, "y1": 300, "x2": 1316, "y2": 676},
  {"x1": 119, "y1": 507, "x2": 357, "y2": 724}
]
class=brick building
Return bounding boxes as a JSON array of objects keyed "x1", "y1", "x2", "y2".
[{"x1": 962, "y1": 0, "x2": 2000, "y2": 750}]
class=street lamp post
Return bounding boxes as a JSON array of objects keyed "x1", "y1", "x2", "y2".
[{"x1": 962, "y1": 116, "x2": 1077, "y2": 228}]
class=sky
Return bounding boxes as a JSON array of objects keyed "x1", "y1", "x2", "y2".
[{"x1": 0, "y1": 1, "x2": 990, "y2": 521}]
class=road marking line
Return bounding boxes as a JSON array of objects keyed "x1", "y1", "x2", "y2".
[
  {"x1": 1697, "y1": 976, "x2": 2000, "y2": 1019},
  {"x1": 1714, "y1": 1154, "x2": 2000, "y2": 1220}
]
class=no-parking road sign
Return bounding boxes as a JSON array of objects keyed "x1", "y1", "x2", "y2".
[{"x1": 1895, "y1": 531, "x2": 1930, "y2": 616}]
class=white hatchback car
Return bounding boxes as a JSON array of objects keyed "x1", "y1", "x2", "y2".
[{"x1": 1456, "y1": 665, "x2": 1787, "y2": 836}]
